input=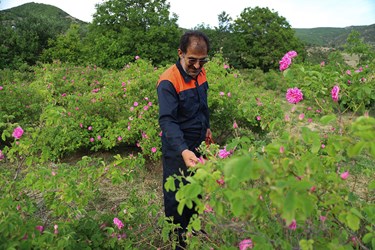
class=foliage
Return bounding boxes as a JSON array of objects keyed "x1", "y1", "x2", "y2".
[
  {"x1": 0, "y1": 3, "x2": 86, "y2": 69},
  {"x1": 344, "y1": 30, "x2": 375, "y2": 63},
  {"x1": 167, "y1": 114, "x2": 374, "y2": 249},
  {"x1": 85, "y1": 0, "x2": 181, "y2": 68},
  {"x1": 229, "y1": 7, "x2": 305, "y2": 71},
  {"x1": 283, "y1": 52, "x2": 375, "y2": 114},
  {"x1": 1, "y1": 54, "x2": 269, "y2": 161},
  {"x1": 41, "y1": 24, "x2": 86, "y2": 65},
  {"x1": 0, "y1": 46, "x2": 374, "y2": 249}
]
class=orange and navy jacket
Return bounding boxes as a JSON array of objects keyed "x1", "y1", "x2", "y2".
[{"x1": 157, "y1": 60, "x2": 210, "y2": 154}]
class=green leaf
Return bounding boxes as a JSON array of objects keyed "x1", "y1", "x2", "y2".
[
  {"x1": 370, "y1": 142, "x2": 375, "y2": 158},
  {"x1": 362, "y1": 233, "x2": 373, "y2": 244},
  {"x1": 185, "y1": 183, "x2": 202, "y2": 199},
  {"x1": 177, "y1": 199, "x2": 186, "y2": 215},
  {"x1": 283, "y1": 191, "x2": 296, "y2": 224},
  {"x1": 311, "y1": 136, "x2": 321, "y2": 154},
  {"x1": 193, "y1": 168, "x2": 208, "y2": 181},
  {"x1": 350, "y1": 208, "x2": 363, "y2": 219},
  {"x1": 320, "y1": 114, "x2": 336, "y2": 125},
  {"x1": 2, "y1": 130, "x2": 10, "y2": 141},
  {"x1": 164, "y1": 176, "x2": 176, "y2": 192},
  {"x1": 191, "y1": 217, "x2": 201, "y2": 231},
  {"x1": 223, "y1": 156, "x2": 253, "y2": 188},
  {"x1": 231, "y1": 197, "x2": 244, "y2": 217},
  {"x1": 299, "y1": 239, "x2": 314, "y2": 250},
  {"x1": 347, "y1": 213, "x2": 360, "y2": 231},
  {"x1": 347, "y1": 141, "x2": 366, "y2": 157}
]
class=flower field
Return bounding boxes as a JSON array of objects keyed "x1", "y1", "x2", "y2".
[{"x1": 0, "y1": 52, "x2": 374, "y2": 249}]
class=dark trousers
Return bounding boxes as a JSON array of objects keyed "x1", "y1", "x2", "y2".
[{"x1": 162, "y1": 134, "x2": 204, "y2": 230}]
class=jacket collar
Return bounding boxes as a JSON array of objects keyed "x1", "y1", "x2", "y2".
[{"x1": 176, "y1": 59, "x2": 203, "y2": 83}]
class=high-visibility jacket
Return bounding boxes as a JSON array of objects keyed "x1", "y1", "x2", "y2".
[{"x1": 157, "y1": 60, "x2": 210, "y2": 154}]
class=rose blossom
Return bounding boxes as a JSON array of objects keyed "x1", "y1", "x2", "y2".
[
  {"x1": 113, "y1": 217, "x2": 124, "y2": 229},
  {"x1": 288, "y1": 219, "x2": 297, "y2": 230},
  {"x1": 279, "y1": 51, "x2": 298, "y2": 71},
  {"x1": 218, "y1": 147, "x2": 232, "y2": 158},
  {"x1": 35, "y1": 225, "x2": 44, "y2": 233},
  {"x1": 286, "y1": 87, "x2": 303, "y2": 104},
  {"x1": 340, "y1": 171, "x2": 349, "y2": 180},
  {"x1": 331, "y1": 85, "x2": 340, "y2": 102},
  {"x1": 239, "y1": 239, "x2": 253, "y2": 250},
  {"x1": 12, "y1": 126, "x2": 24, "y2": 139}
]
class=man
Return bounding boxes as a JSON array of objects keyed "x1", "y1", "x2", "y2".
[{"x1": 157, "y1": 30, "x2": 212, "y2": 248}]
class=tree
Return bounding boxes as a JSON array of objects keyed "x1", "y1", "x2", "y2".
[
  {"x1": 41, "y1": 24, "x2": 86, "y2": 64},
  {"x1": 85, "y1": 0, "x2": 181, "y2": 68},
  {"x1": 0, "y1": 11, "x2": 71, "y2": 69},
  {"x1": 231, "y1": 7, "x2": 304, "y2": 71},
  {"x1": 344, "y1": 30, "x2": 374, "y2": 64}
]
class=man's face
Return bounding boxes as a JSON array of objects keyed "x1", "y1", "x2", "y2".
[{"x1": 179, "y1": 37, "x2": 208, "y2": 78}]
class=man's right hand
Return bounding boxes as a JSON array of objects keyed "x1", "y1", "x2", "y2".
[{"x1": 181, "y1": 149, "x2": 199, "y2": 167}]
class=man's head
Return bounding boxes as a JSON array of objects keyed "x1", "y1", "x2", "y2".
[{"x1": 178, "y1": 31, "x2": 210, "y2": 78}]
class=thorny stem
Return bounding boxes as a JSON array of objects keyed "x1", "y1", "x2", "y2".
[
  {"x1": 314, "y1": 98, "x2": 325, "y2": 112},
  {"x1": 13, "y1": 156, "x2": 26, "y2": 181},
  {"x1": 331, "y1": 214, "x2": 370, "y2": 250}
]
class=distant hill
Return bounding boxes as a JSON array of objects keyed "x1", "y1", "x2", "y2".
[
  {"x1": 0, "y1": 2, "x2": 87, "y2": 26},
  {"x1": 294, "y1": 24, "x2": 375, "y2": 48},
  {"x1": 0, "y1": 2, "x2": 89, "y2": 69}
]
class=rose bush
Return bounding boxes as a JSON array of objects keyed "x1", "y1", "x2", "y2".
[{"x1": 0, "y1": 49, "x2": 374, "y2": 249}]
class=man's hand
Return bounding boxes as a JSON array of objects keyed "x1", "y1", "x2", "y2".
[
  {"x1": 205, "y1": 128, "x2": 213, "y2": 145},
  {"x1": 182, "y1": 149, "x2": 199, "y2": 167}
]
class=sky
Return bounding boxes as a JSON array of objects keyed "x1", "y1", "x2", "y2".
[{"x1": 1, "y1": 0, "x2": 374, "y2": 29}]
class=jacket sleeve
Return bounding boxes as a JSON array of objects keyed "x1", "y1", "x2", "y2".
[
  {"x1": 157, "y1": 80, "x2": 188, "y2": 154},
  {"x1": 204, "y1": 83, "x2": 210, "y2": 129}
]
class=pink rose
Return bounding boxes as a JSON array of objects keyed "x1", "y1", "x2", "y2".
[
  {"x1": 288, "y1": 219, "x2": 297, "y2": 230},
  {"x1": 239, "y1": 239, "x2": 253, "y2": 250},
  {"x1": 113, "y1": 217, "x2": 124, "y2": 229},
  {"x1": 286, "y1": 87, "x2": 303, "y2": 104},
  {"x1": 218, "y1": 147, "x2": 232, "y2": 158},
  {"x1": 340, "y1": 171, "x2": 349, "y2": 180},
  {"x1": 35, "y1": 225, "x2": 44, "y2": 233},
  {"x1": 286, "y1": 50, "x2": 298, "y2": 58},
  {"x1": 331, "y1": 85, "x2": 340, "y2": 102},
  {"x1": 12, "y1": 126, "x2": 24, "y2": 139}
]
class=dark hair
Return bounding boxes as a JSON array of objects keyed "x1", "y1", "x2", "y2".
[{"x1": 179, "y1": 30, "x2": 210, "y2": 53}]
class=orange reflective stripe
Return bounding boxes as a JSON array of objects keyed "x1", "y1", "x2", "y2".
[{"x1": 157, "y1": 65, "x2": 207, "y2": 94}]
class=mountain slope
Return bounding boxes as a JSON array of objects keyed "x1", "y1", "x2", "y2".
[
  {"x1": 294, "y1": 24, "x2": 375, "y2": 47},
  {"x1": 0, "y1": 2, "x2": 87, "y2": 26}
]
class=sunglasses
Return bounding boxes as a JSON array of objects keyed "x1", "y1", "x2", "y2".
[{"x1": 186, "y1": 56, "x2": 209, "y2": 65}]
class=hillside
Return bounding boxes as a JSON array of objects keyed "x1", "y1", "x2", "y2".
[
  {"x1": 0, "y1": 2, "x2": 87, "y2": 26},
  {"x1": 294, "y1": 24, "x2": 375, "y2": 48},
  {"x1": 0, "y1": 2, "x2": 89, "y2": 69}
]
